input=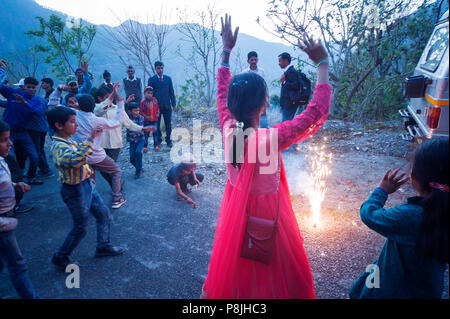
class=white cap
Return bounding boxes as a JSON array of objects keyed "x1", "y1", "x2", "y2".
[{"x1": 14, "y1": 78, "x2": 25, "y2": 86}]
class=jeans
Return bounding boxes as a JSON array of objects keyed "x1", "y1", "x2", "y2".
[
  {"x1": 144, "y1": 121, "x2": 158, "y2": 148},
  {"x1": 0, "y1": 228, "x2": 39, "y2": 299},
  {"x1": 10, "y1": 130, "x2": 38, "y2": 179},
  {"x1": 130, "y1": 139, "x2": 145, "y2": 172},
  {"x1": 281, "y1": 106, "x2": 298, "y2": 122},
  {"x1": 56, "y1": 179, "x2": 111, "y2": 258},
  {"x1": 156, "y1": 108, "x2": 172, "y2": 145},
  {"x1": 28, "y1": 130, "x2": 51, "y2": 175}
]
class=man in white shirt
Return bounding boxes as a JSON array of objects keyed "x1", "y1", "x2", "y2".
[{"x1": 241, "y1": 51, "x2": 268, "y2": 128}]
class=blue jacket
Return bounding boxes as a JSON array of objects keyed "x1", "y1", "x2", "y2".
[
  {"x1": 349, "y1": 187, "x2": 447, "y2": 299},
  {"x1": 0, "y1": 82, "x2": 44, "y2": 130},
  {"x1": 27, "y1": 96, "x2": 49, "y2": 132},
  {"x1": 148, "y1": 75, "x2": 176, "y2": 111}
]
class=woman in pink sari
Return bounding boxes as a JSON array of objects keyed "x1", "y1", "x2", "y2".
[{"x1": 202, "y1": 15, "x2": 331, "y2": 299}]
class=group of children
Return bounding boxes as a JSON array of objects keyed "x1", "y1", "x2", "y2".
[{"x1": 0, "y1": 59, "x2": 205, "y2": 299}]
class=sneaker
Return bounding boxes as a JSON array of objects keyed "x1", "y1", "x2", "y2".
[
  {"x1": 166, "y1": 141, "x2": 173, "y2": 148},
  {"x1": 112, "y1": 197, "x2": 127, "y2": 209},
  {"x1": 27, "y1": 178, "x2": 44, "y2": 185},
  {"x1": 38, "y1": 171, "x2": 55, "y2": 179},
  {"x1": 51, "y1": 254, "x2": 76, "y2": 270},
  {"x1": 154, "y1": 145, "x2": 159, "y2": 152},
  {"x1": 14, "y1": 204, "x2": 34, "y2": 214},
  {"x1": 143, "y1": 147, "x2": 148, "y2": 153},
  {"x1": 95, "y1": 245, "x2": 125, "y2": 258}
]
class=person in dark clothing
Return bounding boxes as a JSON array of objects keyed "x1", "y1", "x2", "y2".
[
  {"x1": 123, "y1": 66, "x2": 142, "y2": 107},
  {"x1": 0, "y1": 61, "x2": 44, "y2": 185},
  {"x1": 278, "y1": 52, "x2": 301, "y2": 152},
  {"x1": 148, "y1": 61, "x2": 177, "y2": 148},
  {"x1": 41, "y1": 78, "x2": 54, "y2": 101},
  {"x1": 98, "y1": 70, "x2": 117, "y2": 104},
  {"x1": 167, "y1": 156, "x2": 203, "y2": 205}
]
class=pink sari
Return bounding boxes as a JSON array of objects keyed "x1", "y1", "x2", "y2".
[{"x1": 202, "y1": 68, "x2": 331, "y2": 299}]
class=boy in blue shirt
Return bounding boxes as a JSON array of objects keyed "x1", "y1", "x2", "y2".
[{"x1": 0, "y1": 60, "x2": 44, "y2": 185}]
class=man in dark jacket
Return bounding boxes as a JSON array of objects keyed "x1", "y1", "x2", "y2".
[
  {"x1": 148, "y1": 61, "x2": 177, "y2": 148},
  {"x1": 278, "y1": 52, "x2": 301, "y2": 151}
]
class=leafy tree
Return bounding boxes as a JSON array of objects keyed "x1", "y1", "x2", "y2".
[{"x1": 25, "y1": 14, "x2": 96, "y2": 79}]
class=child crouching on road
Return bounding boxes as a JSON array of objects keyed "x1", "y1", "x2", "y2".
[
  {"x1": 47, "y1": 107, "x2": 125, "y2": 270},
  {"x1": 167, "y1": 155, "x2": 204, "y2": 205}
]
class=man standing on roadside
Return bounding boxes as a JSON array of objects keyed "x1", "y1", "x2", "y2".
[
  {"x1": 148, "y1": 61, "x2": 177, "y2": 148},
  {"x1": 278, "y1": 52, "x2": 301, "y2": 152},
  {"x1": 241, "y1": 51, "x2": 268, "y2": 128}
]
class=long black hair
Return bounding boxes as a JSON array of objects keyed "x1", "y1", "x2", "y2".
[
  {"x1": 411, "y1": 137, "x2": 449, "y2": 263},
  {"x1": 227, "y1": 72, "x2": 267, "y2": 169}
]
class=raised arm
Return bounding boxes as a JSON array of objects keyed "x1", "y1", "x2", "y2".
[
  {"x1": 78, "y1": 62, "x2": 92, "y2": 94},
  {"x1": 217, "y1": 14, "x2": 239, "y2": 131},
  {"x1": 274, "y1": 32, "x2": 331, "y2": 150}
]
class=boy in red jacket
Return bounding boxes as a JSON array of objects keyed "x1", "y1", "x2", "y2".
[{"x1": 140, "y1": 86, "x2": 160, "y2": 152}]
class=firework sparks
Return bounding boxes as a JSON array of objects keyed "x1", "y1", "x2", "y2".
[{"x1": 304, "y1": 144, "x2": 333, "y2": 228}]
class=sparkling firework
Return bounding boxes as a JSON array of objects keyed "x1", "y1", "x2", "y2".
[{"x1": 304, "y1": 142, "x2": 333, "y2": 227}]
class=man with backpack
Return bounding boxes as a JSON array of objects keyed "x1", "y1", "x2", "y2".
[{"x1": 278, "y1": 52, "x2": 311, "y2": 151}]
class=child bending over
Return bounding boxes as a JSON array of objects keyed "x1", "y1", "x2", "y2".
[{"x1": 167, "y1": 156, "x2": 204, "y2": 205}]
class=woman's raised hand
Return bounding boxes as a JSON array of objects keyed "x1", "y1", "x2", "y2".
[
  {"x1": 220, "y1": 14, "x2": 239, "y2": 50},
  {"x1": 298, "y1": 31, "x2": 328, "y2": 65}
]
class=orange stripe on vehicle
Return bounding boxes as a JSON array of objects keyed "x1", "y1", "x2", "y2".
[{"x1": 425, "y1": 94, "x2": 449, "y2": 106}]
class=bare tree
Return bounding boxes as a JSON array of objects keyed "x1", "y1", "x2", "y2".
[
  {"x1": 175, "y1": 4, "x2": 222, "y2": 108},
  {"x1": 104, "y1": 8, "x2": 172, "y2": 81},
  {"x1": 231, "y1": 47, "x2": 247, "y2": 75},
  {"x1": 5, "y1": 48, "x2": 44, "y2": 82}
]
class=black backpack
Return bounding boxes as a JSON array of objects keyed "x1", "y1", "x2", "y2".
[{"x1": 290, "y1": 71, "x2": 311, "y2": 106}]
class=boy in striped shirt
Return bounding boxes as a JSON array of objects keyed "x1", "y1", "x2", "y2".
[{"x1": 47, "y1": 107, "x2": 125, "y2": 270}]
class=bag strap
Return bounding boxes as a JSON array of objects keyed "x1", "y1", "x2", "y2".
[{"x1": 245, "y1": 151, "x2": 282, "y2": 225}]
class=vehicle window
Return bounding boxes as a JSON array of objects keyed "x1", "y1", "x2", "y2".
[{"x1": 420, "y1": 26, "x2": 449, "y2": 72}]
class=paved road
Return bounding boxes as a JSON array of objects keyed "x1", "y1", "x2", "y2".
[{"x1": 0, "y1": 170, "x2": 222, "y2": 298}]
